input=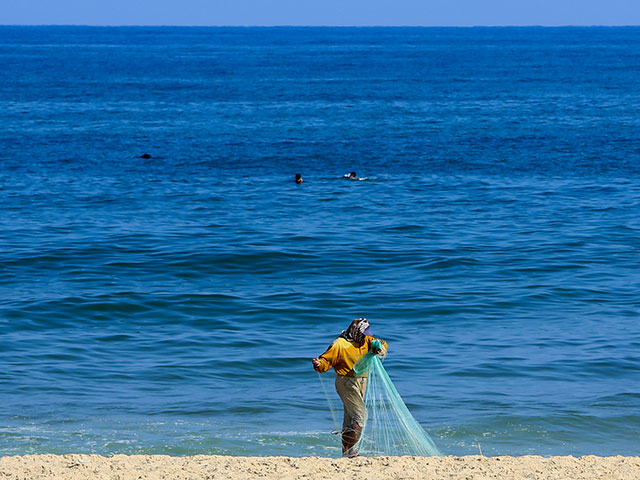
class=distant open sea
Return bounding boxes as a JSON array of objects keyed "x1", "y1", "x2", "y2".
[{"x1": 0, "y1": 26, "x2": 639, "y2": 458}]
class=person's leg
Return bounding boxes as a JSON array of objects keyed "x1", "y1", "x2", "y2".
[
  {"x1": 341, "y1": 421, "x2": 362, "y2": 456},
  {"x1": 335, "y1": 376, "x2": 368, "y2": 456}
]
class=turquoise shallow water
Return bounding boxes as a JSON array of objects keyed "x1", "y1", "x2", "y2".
[{"x1": 1, "y1": 26, "x2": 639, "y2": 457}]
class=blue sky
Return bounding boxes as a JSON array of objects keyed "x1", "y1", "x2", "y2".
[{"x1": 2, "y1": 0, "x2": 639, "y2": 26}]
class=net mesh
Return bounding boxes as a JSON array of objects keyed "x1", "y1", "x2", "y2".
[
  {"x1": 320, "y1": 353, "x2": 441, "y2": 457},
  {"x1": 354, "y1": 354, "x2": 441, "y2": 456}
]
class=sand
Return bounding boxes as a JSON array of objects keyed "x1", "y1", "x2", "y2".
[{"x1": 1, "y1": 455, "x2": 640, "y2": 480}]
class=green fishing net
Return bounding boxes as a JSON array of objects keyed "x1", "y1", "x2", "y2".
[
  {"x1": 320, "y1": 350, "x2": 442, "y2": 457},
  {"x1": 355, "y1": 353, "x2": 441, "y2": 456}
]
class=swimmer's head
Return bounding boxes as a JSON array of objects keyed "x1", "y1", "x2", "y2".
[{"x1": 349, "y1": 172, "x2": 356, "y2": 178}]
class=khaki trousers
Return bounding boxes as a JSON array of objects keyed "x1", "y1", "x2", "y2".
[{"x1": 335, "y1": 375, "x2": 368, "y2": 430}]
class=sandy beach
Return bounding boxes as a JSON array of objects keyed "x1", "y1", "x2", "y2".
[{"x1": 1, "y1": 454, "x2": 639, "y2": 480}]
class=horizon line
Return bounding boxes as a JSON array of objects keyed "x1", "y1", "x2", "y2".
[{"x1": 2, "y1": 24, "x2": 640, "y2": 28}]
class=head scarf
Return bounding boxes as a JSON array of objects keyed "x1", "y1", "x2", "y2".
[{"x1": 340, "y1": 317, "x2": 371, "y2": 345}]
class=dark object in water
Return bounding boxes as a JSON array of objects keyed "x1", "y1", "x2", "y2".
[{"x1": 140, "y1": 153, "x2": 152, "y2": 159}]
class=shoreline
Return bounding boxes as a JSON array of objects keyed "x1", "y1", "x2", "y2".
[{"x1": 1, "y1": 454, "x2": 639, "y2": 479}]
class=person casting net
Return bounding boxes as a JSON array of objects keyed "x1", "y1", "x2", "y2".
[
  {"x1": 312, "y1": 317, "x2": 441, "y2": 458},
  {"x1": 312, "y1": 317, "x2": 386, "y2": 456}
]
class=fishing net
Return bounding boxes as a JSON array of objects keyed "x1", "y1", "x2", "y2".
[{"x1": 319, "y1": 351, "x2": 441, "y2": 457}]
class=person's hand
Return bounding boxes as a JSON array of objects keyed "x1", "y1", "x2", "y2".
[
  {"x1": 312, "y1": 358, "x2": 321, "y2": 371},
  {"x1": 377, "y1": 344, "x2": 387, "y2": 358},
  {"x1": 371, "y1": 340, "x2": 387, "y2": 358}
]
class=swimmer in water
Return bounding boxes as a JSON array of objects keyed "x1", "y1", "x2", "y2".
[
  {"x1": 295, "y1": 173, "x2": 303, "y2": 184},
  {"x1": 343, "y1": 172, "x2": 365, "y2": 180}
]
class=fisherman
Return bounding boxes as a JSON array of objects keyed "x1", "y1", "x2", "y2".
[{"x1": 312, "y1": 317, "x2": 387, "y2": 457}]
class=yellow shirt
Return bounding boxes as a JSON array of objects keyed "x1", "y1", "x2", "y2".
[{"x1": 316, "y1": 336, "x2": 388, "y2": 376}]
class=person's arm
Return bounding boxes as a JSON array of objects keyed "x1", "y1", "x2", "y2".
[{"x1": 312, "y1": 341, "x2": 340, "y2": 373}]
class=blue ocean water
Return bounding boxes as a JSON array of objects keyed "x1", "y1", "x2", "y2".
[{"x1": 1, "y1": 26, "x2": 639, "y2": 458}]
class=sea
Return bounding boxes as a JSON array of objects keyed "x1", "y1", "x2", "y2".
[{"x1": 0, "y1": 26, "x2": 639, "y2": 458}]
